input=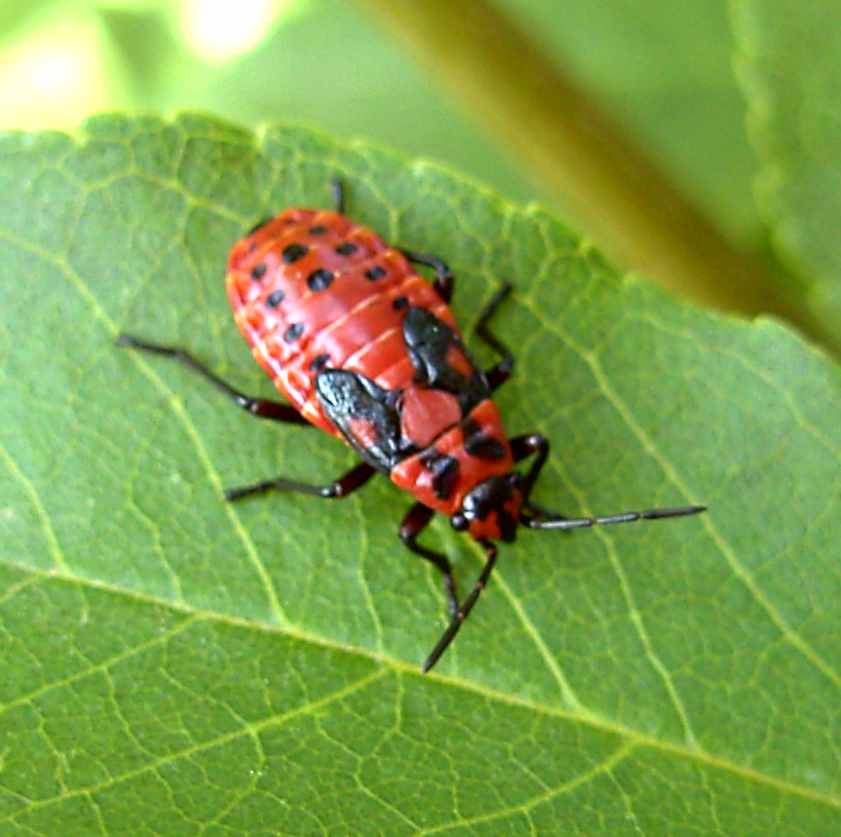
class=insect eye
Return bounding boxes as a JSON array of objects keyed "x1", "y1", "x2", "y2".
[{"x1": 451, "y1": 513, "x2": 468, "y2": 531}]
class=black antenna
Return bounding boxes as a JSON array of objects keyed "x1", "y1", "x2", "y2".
[
  {"x1": 522, "y1": 504, "x2": 706, "y2": 531},
  {"x1": 422, "y1": 505, "x2": 706, "y2": 672}
]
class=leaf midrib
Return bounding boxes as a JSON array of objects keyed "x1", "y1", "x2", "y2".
[{"x1": 1, "y1": 555, "x2": 839, "y2": 814}]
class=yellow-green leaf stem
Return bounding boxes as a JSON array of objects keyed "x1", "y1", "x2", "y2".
[{"x1": 357, "y1": 0, "x2": 839, "y2": 357}]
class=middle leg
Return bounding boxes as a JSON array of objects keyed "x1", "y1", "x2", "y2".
[
  {"x1": 402, "y1": 249, "x2": 454, "y2": 302},
  {"x1": 399, "y1": 503, "x2": 460, "y2": 617},
  {"x1": 475, "y1": 283, "x2": 514, "y2": 392}
]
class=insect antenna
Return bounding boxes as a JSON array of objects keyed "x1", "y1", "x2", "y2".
[
  {"x1": 423, "y1": 540, "x2": 497, "y2": 673},
  {"x1": 521, "y1": 504, "x2": 706, "y2": 531}
]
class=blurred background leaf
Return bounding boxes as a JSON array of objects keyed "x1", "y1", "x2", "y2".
[
  {"x1": 0, "y1": 0, "x2": 531, "y2": 200},
  {"x1": 494, "y1": 0, "x2": 760, "y2": 245},
  {"x1": 732, "y1": 0, "x2": 841, "y2": 348},
  {"x1": 4, "y1": 0, "x2": 839, "y2": 355},
  {"x1": 2, "y1": 0, "x2": 757, "y2": 227}
]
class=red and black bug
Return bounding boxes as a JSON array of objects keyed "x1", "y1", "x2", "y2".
[{"x1": 118, "y1": 179, "x2": 704, "y2": 672}]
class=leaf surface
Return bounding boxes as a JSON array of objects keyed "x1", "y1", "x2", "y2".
[{"x1": 0, "y1": 114, "x2": 839, "y2": 834}]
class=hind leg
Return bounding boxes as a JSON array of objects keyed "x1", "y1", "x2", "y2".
[{"x1": 116, "y1": 334, "x2": 309, "y2": 424}]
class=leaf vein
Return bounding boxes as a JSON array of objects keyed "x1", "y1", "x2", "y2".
[
  {"x1": 0, "y1": 226, "x2": 288, "y2": 628},
  {"x1": 528, "y1": 306, "x2": 841, "y2": 691},
  {"x1": 420, "y1": 740, "x2": 635, "y2": 835},
  {"x1": 0, "y1": 443, "x2": 68, "y2": 572},
  {"x1": 1, "y1": 667, "x2": 388, "y2": 827},
  {"x1": 1, "y1": 557, "x2": 839, "y2": 811}
]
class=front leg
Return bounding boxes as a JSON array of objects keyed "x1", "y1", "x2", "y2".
[
  {"x1": 399, "y1": 503, "x2": 460, "y2": 616},
  {"x1": 423, "y1": 540, "x2": 498, "y2": 673},
  {"x1": 511, "y1": 433, "x2": 705, "y2": 530},
  {"x1": 509, "y1": 433, "x2": 549, "y2": 502}
]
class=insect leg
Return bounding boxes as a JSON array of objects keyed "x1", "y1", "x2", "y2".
[
  {"x1": 224, "y1": 461, "x2": 375, "y2": 502},
  {"x1": 423, "y1": 540, "x2": 497, "y2": 673},
  {"x1": 399, "y1": 503, "x2": 459, "y2": 617},
  {"x1": 247, "y1": 216, "x2": 274, "y2": 236},
  {"x1": 401, "y1": 249, "x2": 454, "y2": 302},
  {"x1": 510, "y1": 433, "x2": 705, "y2": 530},
  {"x1": 476, "y1": 282, "x2": 514, "y2": 391},
  {"x1": 509, "y1": 433, "x2": 549, "y2": 501},
  {"x1": 116, "y1": 334, "x2": 309, "y2": 425},
  {"x1": 330, "y1": 177, "x2": 345, "y2": 214}
]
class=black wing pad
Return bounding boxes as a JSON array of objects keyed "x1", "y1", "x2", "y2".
[
  {"x1": 402, "y1": 307, "x2": 489, "y2": 414},
  {"x1": 316, "y1": 369, "x2": 409, "y2": 472}
]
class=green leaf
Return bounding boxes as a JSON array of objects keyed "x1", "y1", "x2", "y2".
[
  {"x1": 0, "y1": 0, "x2": 56, "y2": 42},
  {"x1": 1, "y1": 113, "x2": 839, "y2": 833},
  {"x1": 734, "y1": 1, "x2": 841, "y2": 333}
]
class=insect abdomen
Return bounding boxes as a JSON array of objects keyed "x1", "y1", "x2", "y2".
[{"x1": 226, "y1": 208, "x2": 461, "y2": 438}]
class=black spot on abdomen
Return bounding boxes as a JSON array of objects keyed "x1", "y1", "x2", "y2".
[
  {"x1": 284, "y1": 323, "x2": 305, "y2": 342},
  {"x1": 307, "y1": 269, "x2": 334, "y2": 292},
  {"x1": 283, "y1": 243, "x2": 309, "y2": 263},
  {"x1": 365, "y1": 265, "x2": 386, "y2": 281}
]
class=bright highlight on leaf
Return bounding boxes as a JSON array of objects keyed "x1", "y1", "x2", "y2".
[
  {"x1": 0, "y1": 17, "x2": 111, "y2": 128},
  {"x1": 180, "y1": 0, "x2": 304, "y2": 62},
  {"x1": 0, "y1": 114, "x2": 839, "y2": 833}
]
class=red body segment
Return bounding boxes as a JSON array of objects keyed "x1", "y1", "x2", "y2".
[
  {"x1": 226, "y1": 206, "x2": 520, "y2": 541},
  {"x1": 227, "y1": 209, "x2": 456, "y2": 438},
  {"x1": 390, "y1": 401, "x2": 511, "y2": 511},
  {"x1": 391, "y1": 399, "x2": 517, "y2": 540}
]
